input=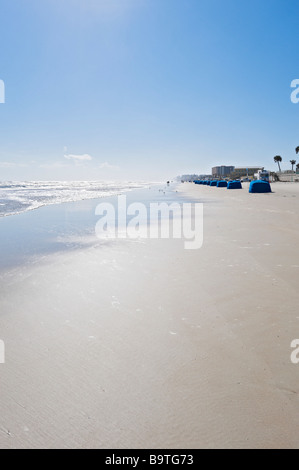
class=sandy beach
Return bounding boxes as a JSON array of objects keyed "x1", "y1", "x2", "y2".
[{"x1": 0, "y1": 182, "x2": 299, "y2": 449}]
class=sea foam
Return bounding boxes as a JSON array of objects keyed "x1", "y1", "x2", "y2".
[{"x1": 0, "y1": 181, "x2": 151, "y2": 217}]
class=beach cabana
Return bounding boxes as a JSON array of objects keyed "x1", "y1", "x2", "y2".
[
  {"x1": 227, "y1": 181, "x2": 242, "y2": 189},
  {"x1": 217, "y1": 181, "x2": 227, "y2": 188},
  {"x1": 249, "y1": 180, "x2": 272, "y2": 193},
  {"x1": 210, "y1": 180, "x2": 217, "y2": 186}
]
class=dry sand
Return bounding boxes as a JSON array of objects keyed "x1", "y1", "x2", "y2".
[{"x1": 0, "y1": 182, "x2": 299, "y2": 449}]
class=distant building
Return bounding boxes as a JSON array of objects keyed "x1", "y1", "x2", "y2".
[
  {"x1": 199, "y1": 174, "x2": 212, "y2": 180},
  {"x1": 277, "y1": 172, "x2": 299, "y2": 182},
  {"x1": 230, "y1": 167, "x2": 263, "y2": 180},
  {"x1": 178, "y1": 174, "x2": 214, "y2": 182},
  {"x1": 178, "y1": 174, "x2": 200, "y2": 182},
  {"x1": 212, "y1": 166, "x2": 235, "y2": 177}
]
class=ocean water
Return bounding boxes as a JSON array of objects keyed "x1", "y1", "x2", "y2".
[
  {"x1": 0, "y1": 182, "x2": 173, "y2": 270},
  {"x1": 0, "y1": 180, "x2": 151, "y2": 217}
]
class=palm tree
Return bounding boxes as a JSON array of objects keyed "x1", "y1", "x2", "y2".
[
  {"x1": 290, "y1": 159, "x2": 296, "y2": 171},
  {"x1": 274, "y1": 155, "x2": 282, "y2": 172},
  {"x1": 296, "y1": 146, "x2": 299, "y2": 155}
]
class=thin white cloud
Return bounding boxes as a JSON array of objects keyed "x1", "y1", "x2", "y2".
[
  {"x1": 64, "y1": 153, "x2": 93, "y2": 162},
  {"x1": 98, "y1": 162, "x2": 120, "y2": 170},
  {"x1": 0, "y1": 161, "x2": 28, "y2": 168},
  {"x1": 39, "y1": 162, "x2": 69, "y2": 169}
]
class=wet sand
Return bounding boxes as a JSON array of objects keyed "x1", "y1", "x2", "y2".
[{"x1": 0, "y1": 182, "x2": 299, "y2": 448}]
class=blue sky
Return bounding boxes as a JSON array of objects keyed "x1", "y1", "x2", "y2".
[{"x1": 0, "y1": 0, "x2": 298, "y2": 181}]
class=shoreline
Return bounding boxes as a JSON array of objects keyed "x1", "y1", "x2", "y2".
[
  {"x1": 0, "y1": 183, "x2": 170, "y2": 271},
  {"x1": 0, "y1": 181, "x2": 157, "y2": 219}
]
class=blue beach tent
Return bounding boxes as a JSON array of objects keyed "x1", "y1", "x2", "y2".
[
  {"x1": 249, "y1": 180, "x2": 272, "y2": 193},
  {"x1": 227, "y1": 180, "x2": 242, "y2": 189},
  {"x1": 210, "y1": 180, "x2": 217, "y2": 186},
  {"x1": 217, "y1": 181, "x2": 227, "y2": 188}
]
